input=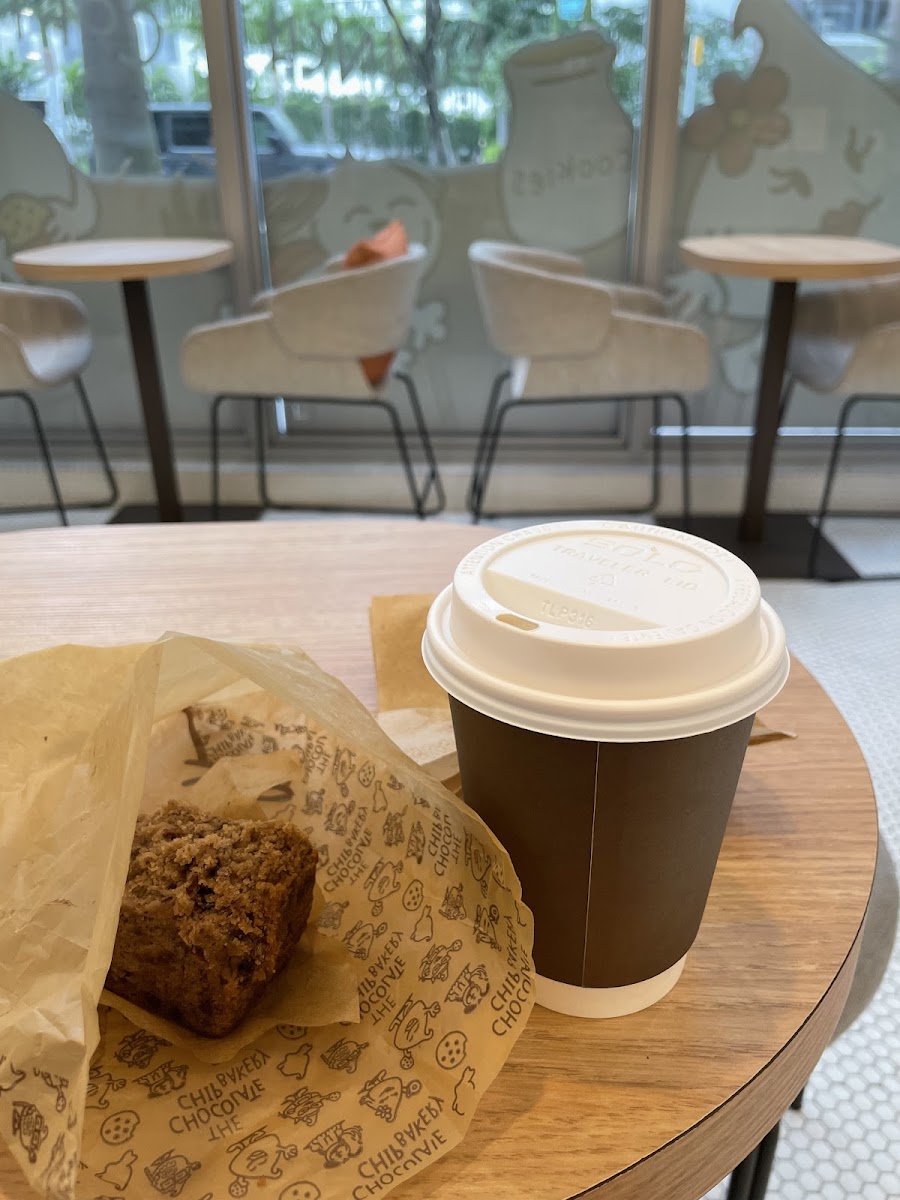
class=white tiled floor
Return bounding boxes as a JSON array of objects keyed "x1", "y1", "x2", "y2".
[
  {"x1": 703, "y1": 577, "x2": 900, "y2": 1199},
  {"x1": 2, "y1": 507, "x2": 899, "y2": 1198}
]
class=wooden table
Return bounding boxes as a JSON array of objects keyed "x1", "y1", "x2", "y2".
[
  {"x1": 0, "y1": 520, "x2": 877, "y2": 1200},
  {"x1": 13, "y1": 237, "x2": 234, "y2": 524},
  {"x1": 679, "y1": 235, "x2": 900, "y2": 562}
]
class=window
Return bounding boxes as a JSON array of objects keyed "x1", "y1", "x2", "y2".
[{"x1": 169, "y1": 111, "x2": 213, "y2": 150}]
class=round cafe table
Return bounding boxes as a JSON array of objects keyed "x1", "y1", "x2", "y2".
[
  {"x1": 0, "y1": 521, "x2": 877, "y2": 1200},
  {"x1": 13, "y1": 237, "x2": 234, "y2": 524},
  {"x1": 679, "y1": 235, "x2": 900, "y2": 566}
]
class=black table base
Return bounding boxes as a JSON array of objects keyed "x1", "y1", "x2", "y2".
[
  {"x1": 121, "y1": 278, "x2": 184, "y2": 522},
  {"x1": 110, "y1": 504, "x2": 262, "y2": 524},
  {"x1": 657, "y1": 513, "x2": 859, "y2": 580}
]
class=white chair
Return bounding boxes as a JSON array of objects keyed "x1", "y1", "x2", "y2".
[
  {"x1": 786, "y1": 277, "x2": 900, "y2": 577},
  {"x1": 466, "y1": 241, "x2": 710, "y2": 524},
  {"x1": 0, "y1": 283, "x2": 117, "y2": 525},
  {"x1": 181, "y1": 245, "x2": 444, "y2": 518}
]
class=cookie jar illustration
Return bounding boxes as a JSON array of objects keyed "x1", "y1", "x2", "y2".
[{"x1": 500, "y1": 32, "x2": 633, "y2": 252}]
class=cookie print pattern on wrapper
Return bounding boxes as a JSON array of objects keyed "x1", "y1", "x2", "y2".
[
  {"x1": 72, "y1": 699, "x2": 534, "y2": 1200},
  {"x1": 278, "y1": 1043, "x2": 313, "y2": 1079},
  {"x1": 33, "y1": 1069, "x2": 68, "y2": 1113},
  {"x1": 0, "y1": 1056, "x2": 25, "y2": 1094},
  {"x1": 358, "y1": 1071, "x2": 422, "y2": 1123},
  {"x1": 321, "y1": 1038, "x2": 369, "y2": 1075},
  {"x1": 279, "y1": 1085, "x2": 340, "y2": 1127},
  {"x1": 96, "y1": 1147, "x2": 138, "y2": 1190},
  {"x1": 144, "y1": 1148, "x2": 200, "y2": 1196},
  {"x1": 280, "y1": 1184, "x2": 321, "y2": 1200},
  {"x1": 306, "y1": 1119, "x2": 364, "y2": 1169},
  {"x1": 114, "y1": 1030, "x2": 168, "y2": 1070},
  {"x1": 435, "y1": 1031, "x2": 467, "y2": 1071},
  {"x1": 227, "y1": 1127, "x2": 298, "y2": 1198},
  {"x1": 12, "y1": 1101, "x2": 48, "y2": 1163},
  {"x1": 100, "y1": 1109, "x2": 140, "y2": 1146},
  {"x1": 402, "y1": 879, "x2": 424, "y2": 911},
  {"x1": 390, "y1": 997, "x2": 441, "y2": 1070}
]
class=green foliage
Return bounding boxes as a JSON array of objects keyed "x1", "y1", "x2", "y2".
[
  {"x1": 62, "y1": 57, "x2": 85, "y2": 117},
  {"x1": 190, "y1": 66, "x2": 209, "y2": 101},
  {"x1": 283, "y1": 89, "x2": 490, "y2": 160},
  {"x1": 0, "y1": 48, "x2": 37, "y2": 96},
  {"x1": 144, "y1": 63, "x2": 182, "y2": 102}
]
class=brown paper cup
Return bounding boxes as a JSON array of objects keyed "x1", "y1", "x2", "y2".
[
  {"x1": 423, "y1": 522, "x2": 791, "y2": 1018},
  {"x1": 450, "y1": 697, "x2": 755, "y2": 1016}
]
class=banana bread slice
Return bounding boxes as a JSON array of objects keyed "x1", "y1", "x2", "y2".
[{"x1": 107, "y1": 801, "x2": 317, "y2": 1037}]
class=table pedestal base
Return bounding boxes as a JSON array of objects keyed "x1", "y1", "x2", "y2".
[
  {"x1": 657, "y1": 513, "x2": 858, "y2": 580},
  {"x1": 110, "y1": 504, "x2": 262, "y2": 524}
]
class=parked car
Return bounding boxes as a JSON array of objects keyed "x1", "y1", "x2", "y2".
[{"x1": 149, "y1": 102, "x2": 348, "y2": 178}]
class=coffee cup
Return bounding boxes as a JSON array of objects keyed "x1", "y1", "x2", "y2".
[{"x1": 422, "y1": 521, "x2": 789, "y2": 1018}]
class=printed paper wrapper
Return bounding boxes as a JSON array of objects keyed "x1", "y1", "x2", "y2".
[
  {"x1": 369, "y1": 593, "x2": 796, "y2": 786},
  {"x1": 0, "y1": 636, "x2": 535, "y2": 1200}
]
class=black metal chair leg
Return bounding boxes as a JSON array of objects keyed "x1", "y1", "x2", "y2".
[
  {"x1": 375, "y1": 399, "x2": 424, "y2": 519},
  {"x1": 254, "y1": 398, "x2": 274, "y2": 509},
  {"x1": 396, "y1": 372, "x2": 446, "y2": 517},
  {"x1": 726, "y1": 1144, "x2": 761, "y2": 1200},
  {"x1": 210, "y1": 395, "x2": 228, "y2": 520},
  {"x1": 777, "y1": 375, "x2": 796, "y2": 430},
  {"x1": 473, "y1": 397, "x2": 523, "y2": 523},
  {"x1": 74, "y1": 377, "x2": 119, "y2": 508},
  {"x1": 790, "y1": 1088, "x2": 804, "y2": 1112},
  {"x1": 747, "y1": 1121, "x2": 780, "y2": 1200},
  {"x1": 669, "y1": 393, "x2": 693, "y2": 530},
  {"x1": 468, "y1": 370, "x2": 509, "y2": 514},
  {"x1": 808, "y1": 393, "x2": 863, "y2": 578},
  {"x1": 650, "y1": 397, "x2": 661, "y2": 513},
  {"x1": 14, "y1": 391, "x2": 68, "y2": 526}
]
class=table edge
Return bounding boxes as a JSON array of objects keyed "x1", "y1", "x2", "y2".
[
  {"x1": 679, "y1": 241, "x2": 900, "y2": 281},
  {"x1": 12, "y1": 240, "x2": 234, "y2": 282},
  {"x1": 571, "y1": 912, "x2": 867, "y2": 1199}
]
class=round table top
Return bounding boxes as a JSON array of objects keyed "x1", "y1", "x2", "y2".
[
  {"x1": 679, "y1": 233, "x2": 900, "y2": 281},
  {"x1": 0, "y1": 520, "x2": 877, "y2": 1200},
  {"x1": 13, "y1": 237, "x2": 234, "y2": 283}
]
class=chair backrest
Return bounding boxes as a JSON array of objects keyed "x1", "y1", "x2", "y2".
[
  {"x1": 468, "y1": 240, "x2": 613, "y2": 359},
  {"x1": 269, "y1": 244, "x2": 428, "y2": 359}
]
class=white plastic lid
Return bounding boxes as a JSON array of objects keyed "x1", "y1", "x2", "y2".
[{"x1": 422, "y1": 521, "x2": 789, "y2": 742}]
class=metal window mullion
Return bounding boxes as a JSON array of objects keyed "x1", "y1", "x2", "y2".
[
  {"x1": 199, "y1": 0, "x2": 268, "y2": 314},
  {"x1": 622, "y1": 0, "x2": 687, "y2": 459}
]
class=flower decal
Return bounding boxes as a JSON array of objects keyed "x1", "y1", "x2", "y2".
[{"x1": 686, "y1": 65, "x2": 791, "y2": 176}]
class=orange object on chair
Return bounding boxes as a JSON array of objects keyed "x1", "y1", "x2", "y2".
[{"x1": 343, "y1": 220, "x2": 409, "y2": 386}]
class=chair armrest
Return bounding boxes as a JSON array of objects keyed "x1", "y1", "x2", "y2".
[
  {"x1": 604, "y1": 311, "x2": 710, "y2": 392},
  {"x1": 516, "y1": 247, "x2": 587, "y2": 278},
  {"x1": 608, "y1": 282, "x2": 666, "y2": 317},
  {"x1": 476, "y1": 270, "x2": 614, "y2": 359}
]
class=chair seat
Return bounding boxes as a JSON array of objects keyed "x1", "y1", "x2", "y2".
[
  {"x1": 181, "y1": 312, "x2": 379, "y2": 401},
  {"x1": 788, "y1": 332, "x2": 855, "y2": 394},
  {"x1": 1, "y1": 325, "x2": 91, "y2": 390},
  {"x1": 789, "y1": 325, "x2": 900, "y2": 396}
]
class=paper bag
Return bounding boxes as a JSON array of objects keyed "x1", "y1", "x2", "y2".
[{"x1": 0, "y1": 635, "x2": 535, "y2": 1200}]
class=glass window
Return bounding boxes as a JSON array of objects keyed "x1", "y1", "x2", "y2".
[
  {"x1": 0, "y1": 2, "x2": 227, "y2": 444},
  {"x1": 242, "y1": 0, "x2": 648, "y2": 437},
  {"x1": 169, "y1": 110, "x2": 213, "y2": 149},
  {"x1": 669, "y1": 0, "x2": 900, "y2": 430}
]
